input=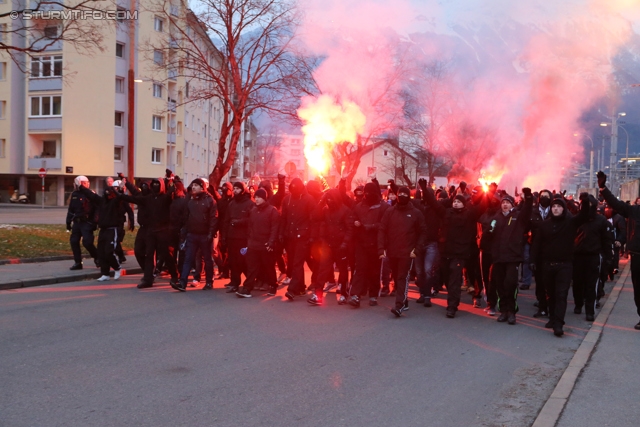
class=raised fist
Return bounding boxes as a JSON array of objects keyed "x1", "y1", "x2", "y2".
[
  {"x1": 522, "y1": 187, "x2": 532, "y2": 197},
  {"x1": 418, "y1": 178, "x2": 427, "y2": 190},
  {"x1": 596, "y1": 171, "x2": 607, "y2": 189}
]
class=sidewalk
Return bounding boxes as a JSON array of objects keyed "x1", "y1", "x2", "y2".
[
  {"x1": 555, "y1": 264, "x2": 640, "y2": 427},
  {"x1": 0, "y1": 258, "x2": 142, "y2": 290}
]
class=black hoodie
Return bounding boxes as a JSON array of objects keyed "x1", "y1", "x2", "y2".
[
  {"x1": 280, "y1": 178, "x2": 317, "y2": 240},
  {"x1": 574, "y1": 195, "x2": 613, "y2": 259},
  {"x1": 312, "y1": 189, "x2": 353, "y2": 248},
  {"x1": 223, "y1": 188, "x2": 254, "y2": 241},
  {"x1": 120, "y1": 178, "x2": 173, "y2": 231}
]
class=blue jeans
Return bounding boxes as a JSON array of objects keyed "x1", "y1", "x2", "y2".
[
  {"x1": 518, "y1": 243, "x2": 532, "y2": 287},
  {"x1": 422, "y1": 242, "x2": 440, "y2": 296},
  {"x1": 181, "y1": 233, "x2": 213, "y2": 285}
]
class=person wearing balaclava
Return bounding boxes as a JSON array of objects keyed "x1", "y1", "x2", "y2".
[
  {"x1": 66, "y1": 176, "x2": 99, "y2": 270},
  {"x1": 572, "y1": 195, "x2": 613, "y2": 321},
  {"x1": 213, "y1": 182, "x2": 233, "y2": 280},
  {"x1": 221, "y1": 182, "x2": 255, "y2": 293},
  {"x1": 78, "y1": 180, "x2": 129, "y2": 282},
  {"x1": 281, "y1": 177, "x2": 317, "y2": 300},
  {"x1": 348, "y1": 181, "x2": 389, "y2": 307},
  {"x1": 477, "y1": 190, "x2": 501, "y2": 315},
  {"x1": 306, "y1": 189, "x2": 353, "y2": 306},
  {"x1": 604, "y1": 205, "x2": 626, "y2": 280},
  {"x1": 378, "y1": 186, "x2": 427, "y2": 317},
  {"x1": 119, "y1": 176, "x2": 178, "y2": 289},
  {"x1": 489, "y1": 189, "x2": 533, "y2": 326},
  {"x1": 123, "y1": 178, "x2": 151, "y2": 270},
  {"x1": 423, "y1": 184, "x2": 489, "y2": 318},
  {"x1": 597, "y1": 170, "x2": 640, "y2": 331},
  {"x1": 527, "y1": 189, "x2": 553, "y2": 317},
  {"x1": 531, "y1": 193, "x2": 590, "y2": 336}
]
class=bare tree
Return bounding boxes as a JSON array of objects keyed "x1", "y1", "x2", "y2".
[
  {"x1": 0, "y1": 1, "x2": 111, "y2": 70},
  {"x1": 378, "y1": 143, "x2": 417, "y2": 187},
  {"x1": 255, "y1": 126, "x2": 282, "y2": 177},
  {"x1": 148, "y1": 0, "x2": 317, "y2": 188}
]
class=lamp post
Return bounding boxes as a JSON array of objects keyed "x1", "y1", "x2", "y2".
[
  {"x1": 601, "y1": 112, "x2": 626, "y2": 195},
  {"x1": 619, "y1": 125, "x2": 630, "y2": 182},
  {"x1": 574, "y1": 133, "x2": 594, "y2": 189},
  {"x1": 127, "y1": 0, "x2": 137, "y2": 182}
]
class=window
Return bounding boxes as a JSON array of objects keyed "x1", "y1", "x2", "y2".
[
  {"x1": 185, "y1": 82, "x2": 189, "y2": 98},
  {"x1": 114, "y1": 146, "x2": 123, "y2": 161},
  {"x1": 0, "y1": 24, "x2": 5, "y2": 43},
  {"x1": 154, "y1": 17, "x2": 164, "y2": 32},
  {"x1": 0, "y1": 62, "x2": 6, "y2": 80},
  {"x1": 0, "y1": 139, "x2": 5, "y2": 158},
  {"x1": 44, "y1": 26, "x2": 58, "y2": 39},
  {"x1": 177, "y1": 151, "x2": 182, "y2": 166},
  {"x1": 191, "y1": 115, "x2": 194, "y2": 130},
  {"x1": 153, "y1": 83, "x2": 162, "y2": 98},
  {"x1": 115, "y1": 111, "x2": 124, "y2": 127},
  {"x1": 184, "y1": 140, "x2": 188, "y2": 157},
  {"x1": 203, "y1": 125, "x2": 206, "y2": 138},
  {"x1": 184, "y1": 112, "x2": 188, "y2": 127},
  {"x1": 31, "y1": 56, "x2": 62, "y2": 78},
  {"x1": 154, "y1": 50, "x2": 164, "y2": 65},
  {"x1": 115, "y1": 77, "x2": 125, "y2": 93},
  {"x1": 0, "y1": 101, "x2": 5, "y2": 119},
  {"x1": 152, "y1": 115, "x2": 162, "y2": 131},
  {"x1": 383, "y1": 149, "x2": 388, "y2": 157},
  {"x1": 152, "y1": 148, "x2": 162, "y2": 163},
  {"x1": 42, "y1": 140, "x2": 56, "y2": 157},
  {"x1": 291, "y1": 149, "x2": 301, "y2": 156},
  {"x1": 116, "y1": 43, "x2": 124, "y2": 58},
  {"x1": 177, "y1": 121, "x2": 182, "y2": 135},
  {"x1": 116, "y1": 7, "x2": 127, "y2": 23},
  {"x1": 30, "y1": 96, "x2": 62, "y2": 116}
]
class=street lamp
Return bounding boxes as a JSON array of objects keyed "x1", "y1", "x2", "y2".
[
  {"x1": 574, "y1": 133, "x2": 594, "y2": 188},
  {"x1": 600, "y1": 112, "x2": 626, "y2": 194}
]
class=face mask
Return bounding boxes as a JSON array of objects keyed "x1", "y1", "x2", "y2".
[
  {"x1": 397, "y1": 195, "x2": 410, "y2": 206},
  {"x1": 365, "y1": 193, "x2": 378, "y2": 204},
  {"x1": 151, "y1": 182, "x2": 160, "y2": 193},
  {"x1": 539, "y1": 197, "x2": 551, "y2": 208},
  {"x1": 327, "y1": 198, "x2": 338, "y2": 210}
]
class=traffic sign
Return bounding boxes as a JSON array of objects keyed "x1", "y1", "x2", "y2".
[{"x1": 38, "y1": 168, "x2": 46, "y2": 178}]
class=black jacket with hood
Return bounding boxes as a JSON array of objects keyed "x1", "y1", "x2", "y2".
[
  {"x1": 574, "y1": 195, "x2": 613, "y2": 260},
  {"x1": 280, "y1": 178, "x2": 317, "y2": 240},
  {"x1": 490, "y1": 193, "x2": 533, "y2": 263},
  {"x1": 378, "y1": 199, "x2": 427, "y2": 258},
  {"x1": 352, "y1": 183, "x2": 389, "y2": 248},
  {"x1": 312, "y1": 189, "x2": 353, "y2": 248},
  {"x1": 120, "y1": 178, "x2": 173, "y2": 231},
  {"x1": 247, "y1": 201, "x2": 280, "y2": 250},
  {"x1": 79, "y1": 186, "x2": 127, "y2": 229},
  {"x1": 223, "y1": 184, "x2": 254, "y2": 242},
  {"x1": 183, "y1": 191, "x2": 218, "y2": 236}
]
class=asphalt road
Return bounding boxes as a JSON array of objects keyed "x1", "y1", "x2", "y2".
[
  {"x1": 0, "y1": 206, "x2": 67, "y2": 224},
  {"x1": 0, "y1": 275, "x2": 592, "y2": 427}
]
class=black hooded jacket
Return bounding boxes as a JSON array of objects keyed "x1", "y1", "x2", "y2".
[
  {"x1": 79, "y1": 187, "x2": 127, "y2": 229},
  {"x1": 600, "y1": 187, "x2": 637, "y2": 251},
  {"x1": 531, "y1": 198, "x2": 589, "y2": 264},
  {"x1": 352, "y1": 189, "x2": 389, "y2": 248},
  {"x1": 247, "y1": 201, "x2": 280, "y2": 250},
  {"x1": 280, "y1": 178, "x2": 317, "y2": 240},
  {"x1": 574, "y1": 195, "x2": 613, "y2": 259},
  {"x1": 312, "y1": 189, "x2": 353, "y2": 248},
  {"x1": 223, "y1": 190, "x2": 254, "y2": 241},
  {"x1": 182, "y1": 191, "x2": 218, "y2": 236},
  {"x1": 120, "y1": 178, "x2": 173, "y2": 231},
  {"x1": 378, "y1": 200, "x2": 428, "y2": 258}
]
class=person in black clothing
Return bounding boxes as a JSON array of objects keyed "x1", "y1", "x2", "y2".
[
  {"x1": 604, "y1": 205, "x2": 626, "y2": 278},
  {"x1": 66, "y1": 175, "x2": 99, "y2": 270},
  {"x1": 378, "y1": 186, "x2": 428, "y2": 317},
  {"x1": 123, "y1": 179, "x2": 151, "y2": 270},
  {"x1": 222, "y1": 182, "x2": 254, "y2": 293},
  {"x1": 423, "y1": 184, "x2": 488, "y2": 318},
  {"x1": 573, "y1": 195, "x2": 613, "y2": 321},
  {"x1": 490, "y1": 189, "x2": 533, "y2": 325},
  {"x1": 281, "y1": 178, "x2": 319, "y2": 300},
  {"x1": 236, "y1": 188, "x2": 280, "y2": 297},
  {"x1": 531, "y1": 193, "x2": 590, "y2": 336},
  {"x1": 530, "y1": 189, "x2": 552, "y2": 317},
  {"x1": 120, "y1": 177, "x2": 178, "y2": 289},
  {"x1": 214, "y1": 182, "x2": 233, "y2": 280},
  {"x1": 78, "y1": 183, "x2": 127, "y2": 281},
  {"x1": 349, "y1": 182, "x2": 389, "y2": 308},
  {"x1": 174, "y1": 178, "x2": 218, "y2": 291},
  {"x1": 307, "y1": 189, "x2": 353, "y2": 306},
  {"x1": 477, "y1": 198, "x2": 500, "y2": 315},
  {"x1": 112, "y1": 180, "x2": 134, "y2": 264},
  {"x1": 597, "y1": 171, "x2": 640, "y2": 330},
  {"x1": 168, "y1": 178, "x2": 188, "y2": 276},
  {"x1": 260, "y1": 174, "x2": 287, "y2": 280}
]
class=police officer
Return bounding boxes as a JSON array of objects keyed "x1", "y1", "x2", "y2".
[{"x1": 66, "y1": 176, "x2": 99, "y2": 270}]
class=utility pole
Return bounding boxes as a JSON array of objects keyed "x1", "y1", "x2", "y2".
[{"x1": 127, "y1": 0, "x2": 136, "y2": 181}]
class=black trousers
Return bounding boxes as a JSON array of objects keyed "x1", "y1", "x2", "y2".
[
  {"x1": 572, "y1": 254, "x2": 601, "y2": 316},
  {"x1": 134, "y1": 225, "x2": 147, "y2": 270},
  {"x1": 443, "y1": 258, "x2": 465, "y2": 311},
  {"x1": 493, "y1": 262, "x2": 520, "y2": 313},
  {"x1": 534, "y1": 261, "x2": 548, "y2": 312},
  {"x1": 70, "y1": 221, "x2": 97, "y2": 263},
  {"x1": 97, "y1": 228, "x2": 121, "y2": 275},
  {"x1": 213, "y1": 239, "x2": 229, "y2": 276},
  {"x1": 285, "y1": 237, "x2": 310, "y2": 294},
  {"x1": 312, "y1": 242, "x2": 348, "y2": 297},
  {"x1": 467, "y1": 251, "x2": 483, "y2": 299},
  {"x1": 542, "y1": 261, "x2": 572, "y2": 326},
  {"x1": 227, "y1": 238, "x2": 248, "y2": 288},
  {"x1": 388, "y1": 257, "x2": 414, "y2": 309},
  {"x1": 630, "y1": 253, "x2": 640, "y2": 317},
  {"x1": 115, "y1": 226, "x2": 125, "y2": 260},
  {"x1": 351, "y1": 245, "x2": 382, "y2": 298},
  {"x1": 480, "y1": 251, "x2": 496, "y2": 309},
  {"x1": 244, "y1": 249, "x2": 277, "y2": 293},
  {"x1": 144, "y1": 229, "x2": 177, "y2": 283}
]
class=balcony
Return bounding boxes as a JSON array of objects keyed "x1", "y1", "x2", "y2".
[
  {"x1": 28, "y1": 157, "x2": 62, "y2": 170},
  {"x1": 167, "y1": 101, "x2": 176, "y2": 112},
  {"x1": 29, "y1": 77, "x2": 63, "y2": 92},
  {"x1": 31, "y1": 39, "x2": 62, "y2": 52},
  {"x1": 168, "y1": 69, "x2": 177, "y2": 80},
  {"x1": 167, "y1": 133, "x2": 176, "y2": 144},
  {"x1": 29, "y1": 117, "x2": 62, "y2": 132}
]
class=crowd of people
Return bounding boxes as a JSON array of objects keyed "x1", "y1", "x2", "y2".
[{"x1": 65, "y1": 169, "x2": 640, "y2": 337}]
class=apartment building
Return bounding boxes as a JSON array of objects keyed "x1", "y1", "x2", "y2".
[{"x1": 0, "y1": 1, "x2": 222, "y2": 205}]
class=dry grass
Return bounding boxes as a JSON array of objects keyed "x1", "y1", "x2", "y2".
[{"x1": 0, "y1": 224, "x2": 136, "y2": 259}]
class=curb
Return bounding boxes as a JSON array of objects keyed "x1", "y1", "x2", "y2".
[
  {"x1": 531, "y1": 262, "x2": 630, "y2": 427},
  {"x1": 0, "y1": 251, "x2": 135, "y2": 266},
  {"x1": 0, "y1": 267, "x2": 143, "y2": 290}
]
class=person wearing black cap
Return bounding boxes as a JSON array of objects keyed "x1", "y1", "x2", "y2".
[
  {"x1": 281, "y1": 177, "x2": 317, "y2": 300},
  {"x1": 221, "y1": 182, "x2": 254, "y2": 293},
  {"x1": 423, "y1": 184, "x2": 488, "y2": 318},
  {"x1": 529, "y1": 189, "x2": 553, "y2": 317},
  {"x1": 531, "y1": 192, "x2": 590, "y2": 336},
  {"x1": 349, "y1": 181, "x2": 389, "y2": 307},
  {"x1": 597, "y1": 171, "x2": 640, "y2": 330},
  {"x1": 236, "y1": 188, "x2": 280, "y2": 297},
  {"x1": 173, "y1": 178, "x2": 218, "y2": 291},
  {"x1": 378, "y1": 186, "x2": 428, "y2": 317},
  {"x1": 489, "y1": 188, "x2": 533, "y2": 325}
]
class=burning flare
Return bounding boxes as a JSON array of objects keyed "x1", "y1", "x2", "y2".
[{"x1": 298, "y1": 95, "x2": 366, "y2": 174}]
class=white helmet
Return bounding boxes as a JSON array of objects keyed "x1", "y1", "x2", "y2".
[
  {"x1": 112, "y1": 180, "x2": 124, "y2": 188},
  {"x1": 74, "y1": 175, "x2": 89, "y2": 188}
]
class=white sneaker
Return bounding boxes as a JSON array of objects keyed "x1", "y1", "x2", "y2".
[
  {"x1": 338, "y1": 295, "x2": 347, "y2": 305},
  {"x1": 190, "y1": 280, "x2": 199, "y2": 288},
  {"x1": 97, "y1": 275, "x2": 110, "y2": 282},
  {"x1": 113, "y1": 269, "x2": 122, "y2": 280},
  {"x1": 282, "y1": 277, "x2": 291, "y2": 285}
]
